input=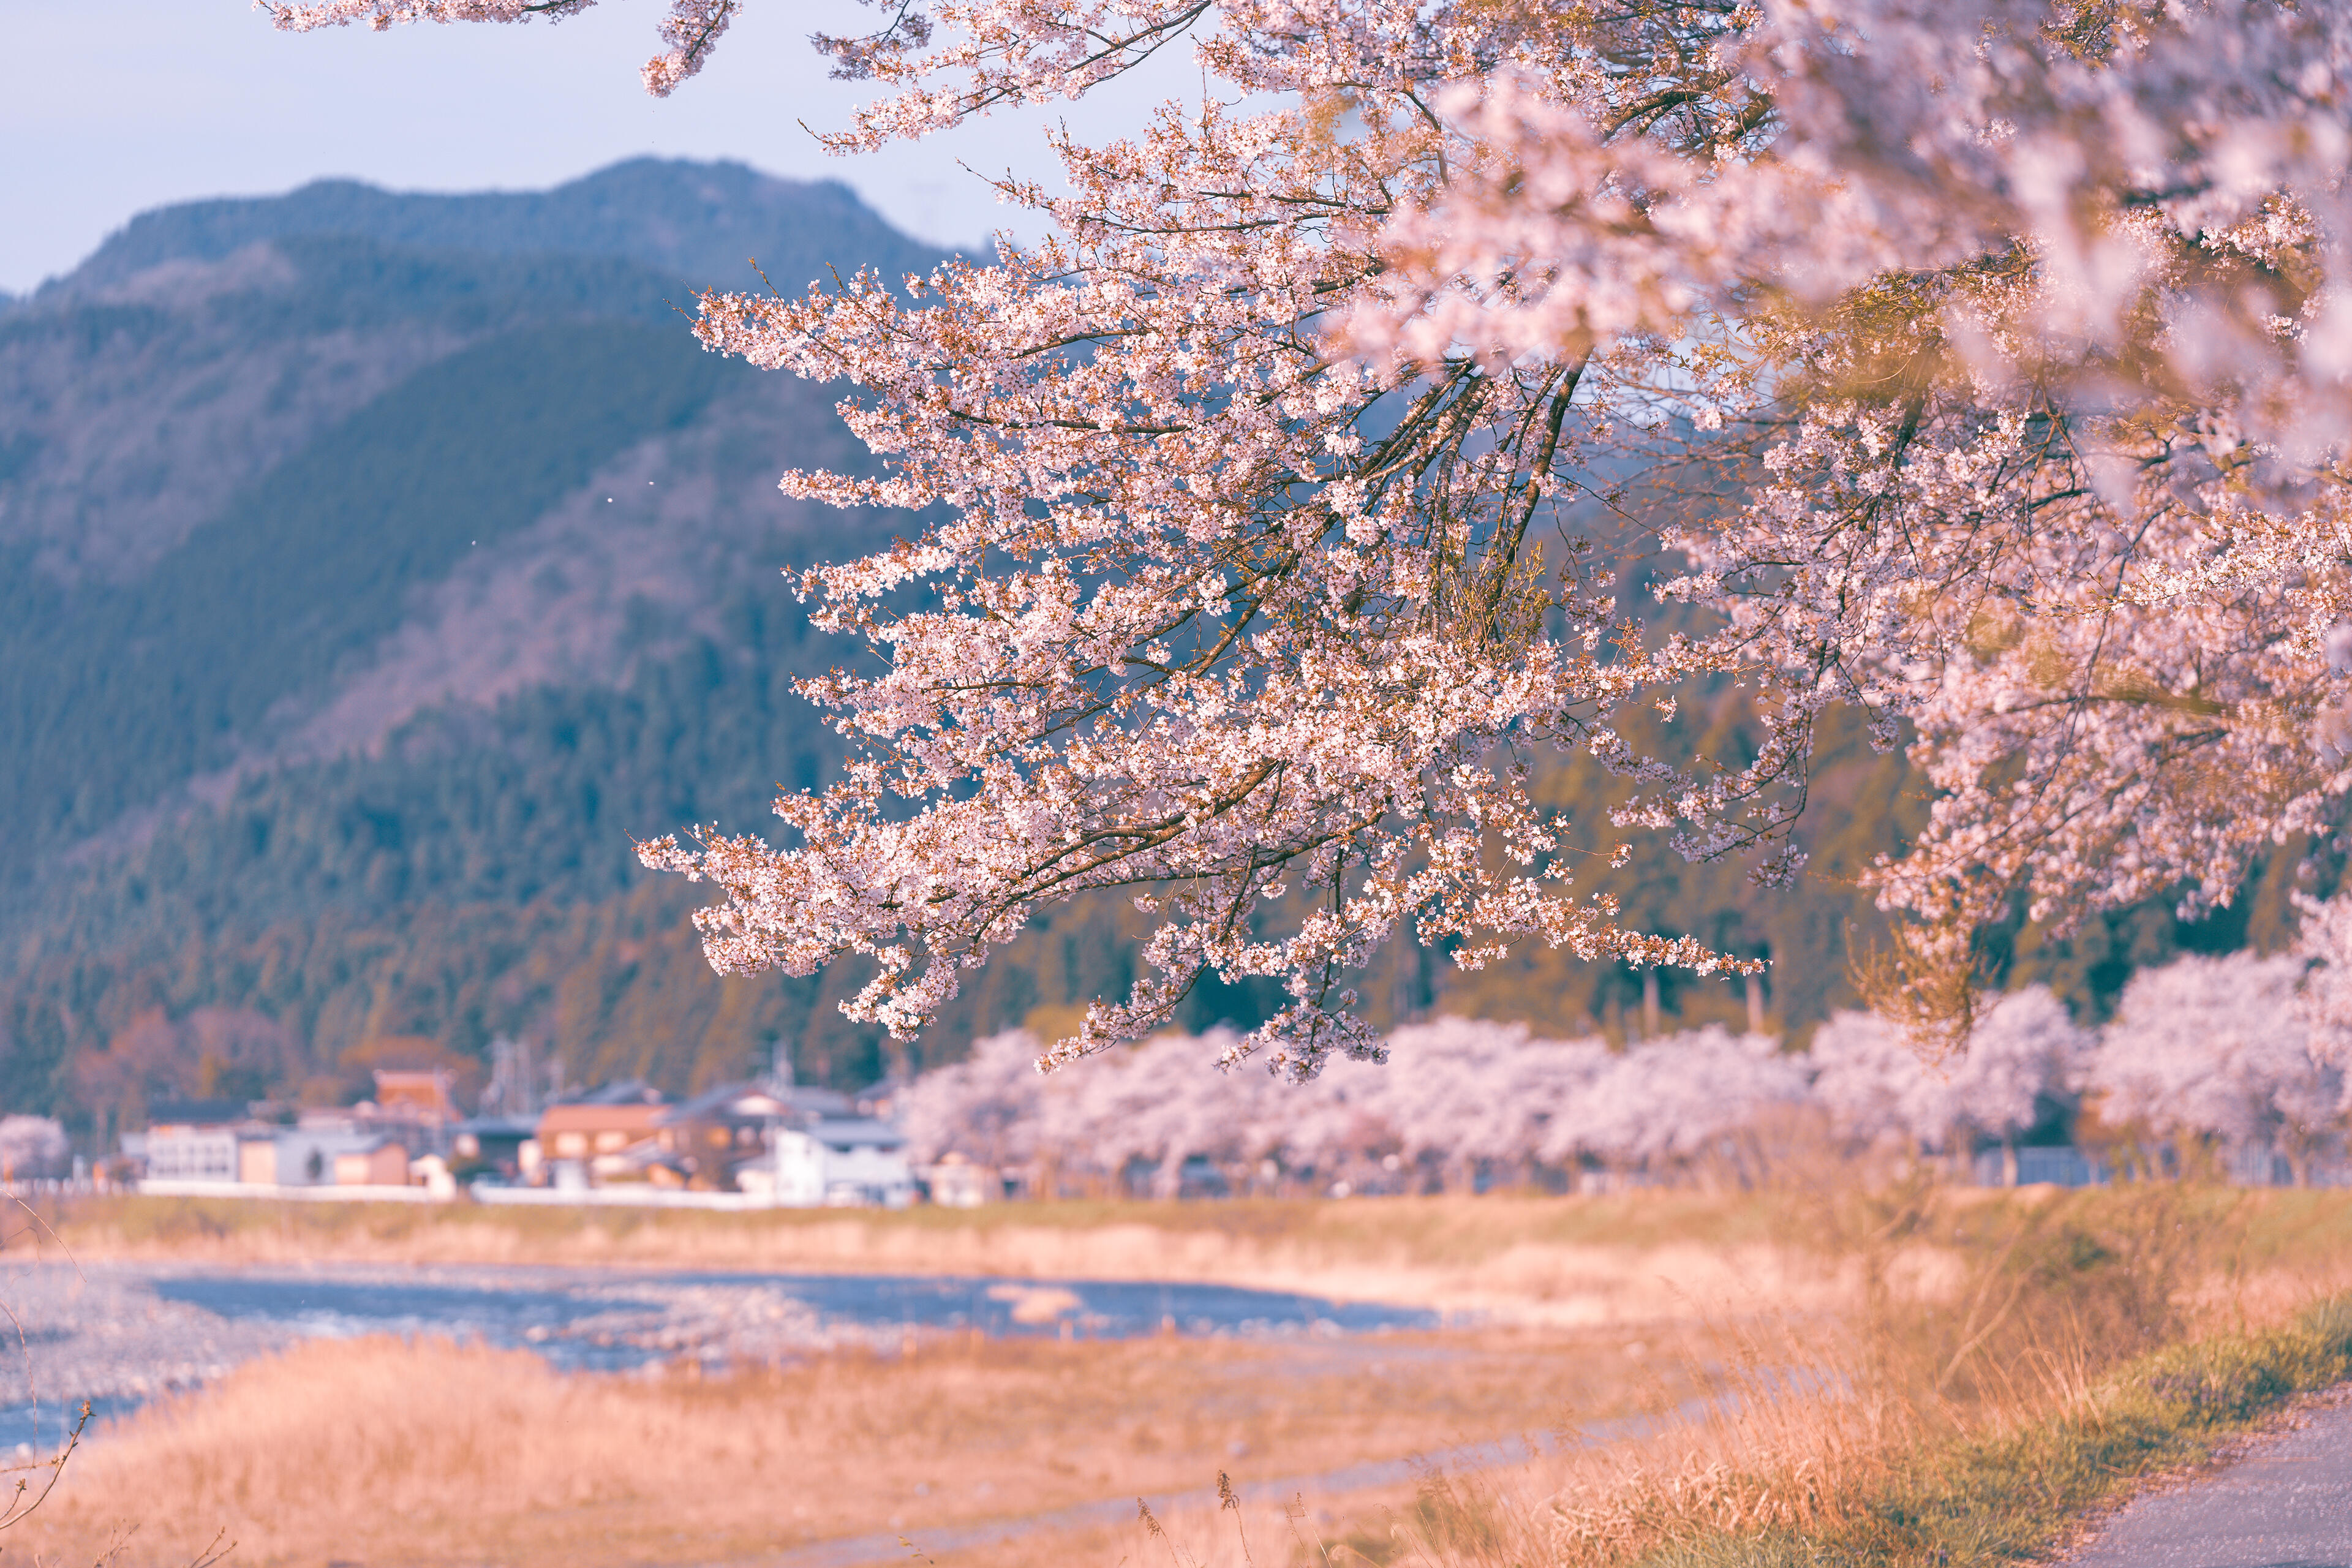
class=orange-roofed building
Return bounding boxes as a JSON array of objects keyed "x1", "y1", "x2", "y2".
[
  {"x1": 535, "y1": 1082, "x2": 666, "y2": 1182},
  {"x1": 371, "y1": 1068, "x2": 458, "y2": 1125}
]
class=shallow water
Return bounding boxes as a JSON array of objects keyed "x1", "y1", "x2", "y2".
[{"x1": 0, "y1": 1261, "x2": 1434, "y2": 1454}]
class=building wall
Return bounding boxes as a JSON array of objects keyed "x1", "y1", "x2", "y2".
[
  {"x1": 238, "y1": 1139, "x2": 277, "y2": 1185},
  {"x1": 772, "y1": 1129, "x2": 913, "y2": 1207},
  {"x1": 334, "y1": 1143, "x2": 410, "y2": 1186},
  {"x1": 274, "y1": 1130, "x2": 388, "y2": 1186},
  {"x1": 147, "y1": 1129, "x2": 237, "y2": 1181}
]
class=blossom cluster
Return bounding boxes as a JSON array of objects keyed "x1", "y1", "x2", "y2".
[{"x1": 259, "y1": 0, "x2": 737, "y2": 96}]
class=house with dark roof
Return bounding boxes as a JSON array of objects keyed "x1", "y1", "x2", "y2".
[{"x1": 633, "y1": 1082, "x2": 791, "y2": 1190}]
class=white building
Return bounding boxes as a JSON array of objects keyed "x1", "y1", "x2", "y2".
[
  {"x1": 140, "y1": 1099, "x2": 249, "y2": 1181},
  {"x1": 767, "y1": 1118, "x2": 915, "y2": 1207},
  {"x1": 261, "y1": 1128, "x2": 411, "y2": 1186},
  {"x1": 145, "y1": 1125, "x2": 239, "y2": 1181}
]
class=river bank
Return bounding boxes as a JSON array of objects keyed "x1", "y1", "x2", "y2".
[{"x1": 9, "y1": 1191, "x2": 1856, "y2": 1325}]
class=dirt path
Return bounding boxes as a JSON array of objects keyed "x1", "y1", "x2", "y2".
[
  {"x1": 762, "y1": 1414, "x2": 1665, "y2": 1568},
  {"x1": 2063, "y1": 1396, "x2": 2352, "y2": 1567}
]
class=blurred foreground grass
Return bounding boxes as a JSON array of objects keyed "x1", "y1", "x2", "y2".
[
  {"x1": 1348, "y1": 1180, "x2": 2352, "y2": 1567},
  {"x1": 4, "y1": 1326, "x2": 1649, "y2": 1567}
]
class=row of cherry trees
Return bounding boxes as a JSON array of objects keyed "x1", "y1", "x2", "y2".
[
  {"x1": 901, "y1": 928, "x2": 2352, "y2": 1189},
  {"x1": 899, "y1": 1016, "x2": 1810, "y2": 1193}
]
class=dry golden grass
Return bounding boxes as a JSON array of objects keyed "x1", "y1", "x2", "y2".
[
  {"x1": 1338, "y1": 1178, "x2": 2352, "y2": 1568},
  {"x1": 9, "y1": 1324, "x2": 1659, "y2": 1567}
]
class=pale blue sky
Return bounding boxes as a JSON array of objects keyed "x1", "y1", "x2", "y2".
[{"x1": 2, "y1": 1, "x2": 1176, "y2": 293}]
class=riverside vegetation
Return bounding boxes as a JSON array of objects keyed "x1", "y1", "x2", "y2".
[{"x1": 13, "y1": 1180, "x2": 2352, "y2": 1565}]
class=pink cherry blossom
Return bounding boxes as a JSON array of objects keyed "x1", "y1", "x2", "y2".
[
  {"x1": 2085, "y1": 951, "x2": 2341, "y2": 1178},
  {"x1": 1810, "y1": 987, "x2": 2090, "y2": 1150}
]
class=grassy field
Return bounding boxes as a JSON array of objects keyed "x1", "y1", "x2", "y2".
[
  {"x1": 23, "y1": 1183, "x2": 2352, "y2": 1313},
  {"x1": 1378, "y1": 1296, "x2": 2352, "y2": 1568},
  {"x1": 13, "y1": 1183, "x2": 2352, "y2": 1566}
]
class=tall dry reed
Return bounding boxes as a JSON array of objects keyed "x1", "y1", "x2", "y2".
[
  {"x1": 10, "y1": 1324, "x2": 1638, "y2": 1567},
  {"x1": 1357, "y1": 1175, "x2": 2327, "y2": 1567}
]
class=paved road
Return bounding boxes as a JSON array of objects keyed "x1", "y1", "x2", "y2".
[{"x1": 2064, "y1": 1398, "x2": 2352, "y2": 1567}]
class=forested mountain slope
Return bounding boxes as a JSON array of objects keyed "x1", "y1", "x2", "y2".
[
  {"x1": 0, "y1": 162, "x2": 2301, "y2": 1142},
  {"x1": 0, "y1": 161, "x2": 956, "y2": 1133}
]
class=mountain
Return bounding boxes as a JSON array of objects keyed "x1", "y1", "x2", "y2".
[
  {"x1": 0, "y1": 161, "x2": 2298, "y2": 1145},
  {"x1": 0, "y1": 160, "x2": 979, "y2": 1136},
  {"x1": 50, "y1": 159, "x2": 940, "y2": 304}
]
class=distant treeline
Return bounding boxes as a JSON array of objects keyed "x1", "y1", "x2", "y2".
[{"x1": 6, "y1": 671, "x2": 2320, "y2": 1140}]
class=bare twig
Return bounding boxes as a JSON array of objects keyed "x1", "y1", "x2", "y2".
[{"x1": 0, "y1": 1398, "x2": 89, "y2": 1529}]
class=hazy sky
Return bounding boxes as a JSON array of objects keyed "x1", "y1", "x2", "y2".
[{"x1": 2, "y1": 0, "x2": 1174, "y2": 294}]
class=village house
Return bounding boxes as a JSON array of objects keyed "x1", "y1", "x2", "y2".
[
  {"x1": 533, "y1": 1080, "x2": 666, "y2": 1184},
  {"x1": 450, "y1": 1114, "x2": 539, "y2": 1178},
  {"x1": 332, "y1": 1137, "x2": 412, "y2": 1186},
  {"x1": 135, "y1": 1101, "x2": 419, "y2": 1189},
  {"x1": 771, "y1": 1117, "x2": 916, "y2": 1207},
  {"x1": 140, "y1": 1099, "x2": 249, "y2": 1182},
  {"x1": 367, "y1": 1068, "x2": 458, "y2": 1153},
  {"x1": 637, "y1": 1082, "x2": 792, "y2": 1189},
  {"x1": 246, "y1": 1110, "x2": 413, "y2": 1187}
]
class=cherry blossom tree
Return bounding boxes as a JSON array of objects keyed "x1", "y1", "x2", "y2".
[
  {"x1": 277, "y1": 0, "x2": 2352, "y2": 1069},
  {"x1": 894, "y1": 1027, "x2": 1046, "y2": 1171},
  {"x1": 0, "y1": 1116, "x2": 70, "y2": 1183},
  {"x1": 1336, "y1": 1017, "x2": 1607, "y2": 1188},
  {"x1": 2293, "y1": 889, "x2": 2352, "y2": 1084},
  {"x1": 1809, "y1": 987, "x2": 2090, "y2": 1172},
  {"x1": 259, "y1": 1, "x2": 741, "y2": 96},
  {"x1": 2086, "y1": 951, "x2": 2342, "y2": 1183},
  {"x1": 1539, "y1": 1027, "x2": 1807, "y2": 1179}
]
